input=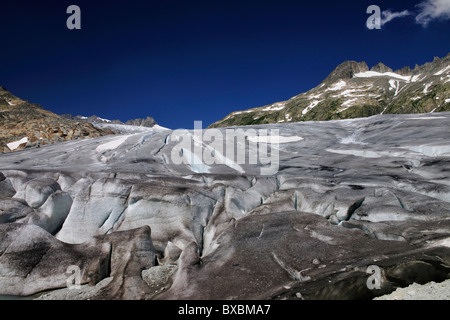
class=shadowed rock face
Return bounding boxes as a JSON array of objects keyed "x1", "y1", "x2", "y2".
[{"x1": 0, "y1": 113, "x2": 450, "y2": 299}]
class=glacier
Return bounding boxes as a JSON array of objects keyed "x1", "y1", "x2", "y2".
[{"x1": 0, "y1": 113, "x2": 450, "y2": 300}]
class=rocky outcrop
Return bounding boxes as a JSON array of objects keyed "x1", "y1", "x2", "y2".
[
  {"x1": 61, "y1": 114, "x2": 157, "y2": 128},
  {"x1": 0, "y1": 87, "x2": 115, "y2": 153},
  {"x1": 322, "y1": 61, "x2": 369, "y2": 84},
  {"x1": 125, "y1": 116, "x2": 156, "y2": 127},
  {"x1": 371, "y1": 62, "x2": 393, "y2": 73}
]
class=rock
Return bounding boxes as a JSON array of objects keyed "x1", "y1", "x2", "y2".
[
  {"x1": 324, "y1": 61, "x2": 370, "y2": 83},
  {"x1": 395, "y1": 66, "x2": 412, "y2": 76},
  {"x1": 142, "y1": 265, "x2": 177, "y2": 287},
  {"x1": 371, "y1": 62, "x2": 393, "y2": 73},
  {"x1": 375, "y1": 279, "x2": 450, "y2": 300},
  {"x1": 125, "y1": 116, "x2": 156, "y2": 128}
]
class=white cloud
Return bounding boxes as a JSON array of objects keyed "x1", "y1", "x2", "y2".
[
  {"x1": 381, "y1": 9, "x2": 411, "y2": 26},
  {"x1": 415, "y1": 0, "x2": 450, "y2": 26}
]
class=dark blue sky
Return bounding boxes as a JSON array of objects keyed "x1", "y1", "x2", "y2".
[{"x1": 1, "y1": 0, "x2": 449, "y2": 129}]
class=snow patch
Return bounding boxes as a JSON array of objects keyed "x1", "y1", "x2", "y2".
[
  {"x1": 7, "y1": 137, "x2": 28, "y2": 151},
  {"x1": 332, "y1": 89, "x2": 365, "y2": 98},
  {"x1": 96, "y1": 135, "x2": 132, "y2": 153},
  {"x1": 225, "y1": 109, "x2": 254, "y2": 120},
  {"x1": 285, "y1": 114, "x2": 292, "y2": 122},
  {"x1": 380, "y1": 106, "x2": 389, "y2": 115},
  {"x1": 328, "y1": 80, "x2": 347, "y2": 91},
  {"x1": 262, "y1": 103, "x2": 286, "y2": 112},
  {"x1": 410, "y1": 75, "x2": 422, "y2": 82},
  {"x1": 389, "y1": 80, "x2": 400, "y2": 96},
  {"x1": 354, "y1": 71, "x2": 415, "y2": 82},
  {"x1": 247, "y1": 135, "x2": 304, "y2": 144},
  {"x1": 339, "y1": 99, "x2": 358, "y2": 113},
  {"x1": 308, "y1": 93, "x2": 323, "y2": 100},
  {"x1": 96, "y1": 117, "x2": 112, "y2": 123},
  {"x1": 302, "y1": 101, "x2": 320, "y2": 115},
  {"x1": 434, "y1": 66, "x2": 450, "y2": 76},
  {"x1": 423, "y1": 82, "x2": 433, "y2": 94},
  {"x1": 389, "y1": 80, "x2": 396, "y2": 90},
  {"x1": 153, "y1": 124, "x2": 171, "y2": 131}
]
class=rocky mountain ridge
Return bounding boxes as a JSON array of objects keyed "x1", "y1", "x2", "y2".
[
  {"x1": 210, "y1": 53, "x2": 450, "y2": 128},
  {"x1": 0, "y1": 87, "x2": 115, "y2": 153},
  {"x1": 61, "y1": 114, "x2": 157, "y2": 128}
]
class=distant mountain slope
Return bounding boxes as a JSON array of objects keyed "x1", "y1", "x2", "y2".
[
  {"x1": 0, "y1": 87, "x2": 115, "y2": 153},
  {"x1": 209, "y1": 53, "x2": 450, "y2": 128},
  {"x1": 61, "y1": 114, "x2": 157, "y2": 128}
]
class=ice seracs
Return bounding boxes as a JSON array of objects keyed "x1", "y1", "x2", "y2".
[{"x1": 1, "y1": 112, "x2": 450, "y2": 300}]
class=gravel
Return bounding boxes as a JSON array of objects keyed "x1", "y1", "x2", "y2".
[{"x1": 375, "y1": 279, "x2": 450, "y2": 300}]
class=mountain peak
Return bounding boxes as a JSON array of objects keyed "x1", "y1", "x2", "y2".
[
  {"x1": 323, "y1": 61, "x2": 369, "y2": 84},
  {"x1": 395, "y1": 66, "x2": 412, "y2": 76},
  {"x1": 370, "y1": 62, "x2": 393, "y2": 73}
]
